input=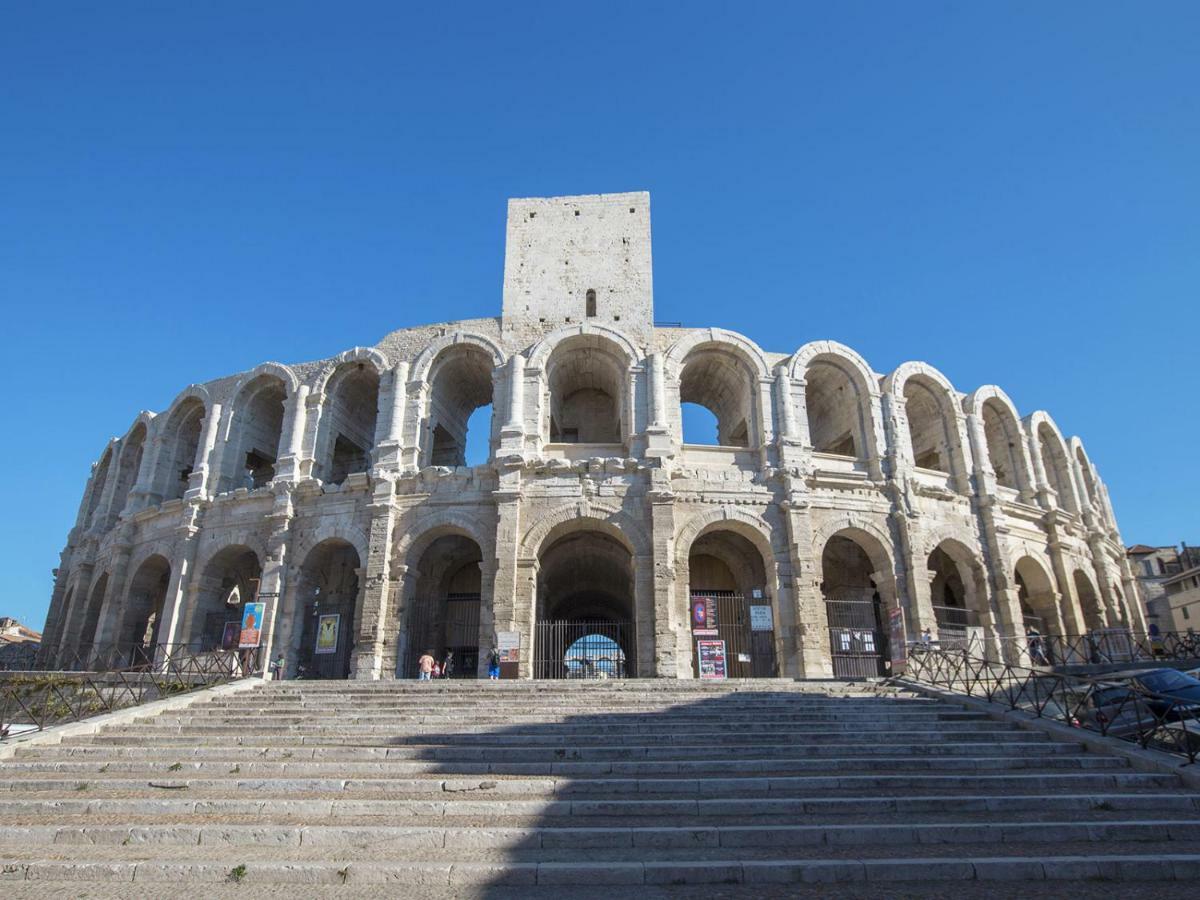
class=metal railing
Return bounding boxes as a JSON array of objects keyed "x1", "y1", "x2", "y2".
[
  {"x1": 997, "y1": 630, "x2": 1200, "y2": 667},
  {"x1": 901, "y1": 645, "x2": 1200, "y2": 765},
  {"x1": 1, "y1": 644, "x2": 258, "y2": 741}
]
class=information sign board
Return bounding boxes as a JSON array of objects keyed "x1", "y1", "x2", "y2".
[{"x1": 696, "y1": 639, "x2": 727, "y2": 680}]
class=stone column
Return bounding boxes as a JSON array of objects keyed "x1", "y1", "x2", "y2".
[
  {"x1": 92, "y1": 537, "x2": 135, "y2": 652},
  {"x1": 57, "y1": 561, "x2": 95, "y2": 664},
  {"x1": 489, "y1": 470, "x2": 526, "y2": 674},
  {"x1": 351, "y1": 479, "x2": 398, "y2": 679},
  {"x1": 648, "y1": 472, "x2": 682, "y2": 677},
  {"x1": 274, "y1": 385, "x2": 310, "y2": 482},
  {"x1": 155, "y1": 521, "x2": 203, "y2": 665},
  {"x1": 255, "y1": 488, "x2": 296, "y2": 678},
  {"x1": 499, "y1": 354, "x2": 526, "y2": 456},
  {"x1": 374, "y1": 363, "x2": 409, "y2": 471},
  {"x1": 186, "y1": 402, "x2": 223, "y2": 499},
  {"x1": 775, "y1": 369, "x2": 797, "y2": 442},
  {"x1": 782, "y1": 496, "x2": 830, "y2": 677}
]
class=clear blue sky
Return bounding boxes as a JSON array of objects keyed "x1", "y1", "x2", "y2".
[{"x1": 2, "y1": 2, "x2": 1197, "y2": 630}]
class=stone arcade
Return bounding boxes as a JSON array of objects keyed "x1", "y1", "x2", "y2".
[{"x1": 40, "y1": 192, "x2": 1142, "y2": 679}]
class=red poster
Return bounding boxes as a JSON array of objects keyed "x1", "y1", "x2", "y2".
[{"x1": 697, "y1": 639, "x2": 727, "y2": 680}]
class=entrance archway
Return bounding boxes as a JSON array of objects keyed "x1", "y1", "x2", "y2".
[
  {"x1": 119, "y1": 555, "x2": 171, "y2": 659},
  {"x1": 927, "y1": 540, "x2": 992, "y2": 654},
  {"x1": 1074, "y1": 569, "x2": 1105, "y2": 632},
  {"x1": 294, "y1": 540, "x2": 361, "y2": 679},
  {"x1": 535, "y1": 529, "x2": 635, "y2": 678},
  {"x1": 187, "y1": 545, "x2": 261, "y2": 652},
  {"x1": 403, "y1": 534, "x2": 483, "y2": 678},
  {"x1": 821, "y1": 532, "x2": 890, "y2": 678},
  {"x1": 687, "y1": 529, "x2": 777, "y2": 678}
]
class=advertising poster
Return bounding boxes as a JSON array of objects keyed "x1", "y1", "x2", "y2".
[
  {"x1": 496, "y1": 630, "x2": 521, "y2": 680},
  {"x1": 691, "y1": 597, "x2": 717, "y2": 630},
  {"x1": 220, "y1": 621, "x2": 240, "y2": 651},
  {"x1": 314, "y1": 613, "x2": 340, "y2": 654},
  {"x1": 889, "y1": 606, "x2": 907, "y2": 673},
  {"x1": 238, "y1": 602, "x2": 265, "y2": 648},
  {"x1": 697, "y1": 639, "x2": 727, "y2": 680}
]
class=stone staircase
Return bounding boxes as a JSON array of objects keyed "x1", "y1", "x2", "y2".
[{"x1": 3, "y1": 678, "x2": 1200, "y2": 892}]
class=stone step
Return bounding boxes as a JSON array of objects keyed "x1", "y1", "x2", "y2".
[
  {"x1": 3, "y1": 853, "x2": 1200, "y2": 885},
  {"x1": 2, "y1": 771, "x2": 1179, "y2": 797},
  {"x1": 3, "y1": 819, "x2": 1199, "y2": 851},
  {"x1": 154, "y1": 710, "x2": 990, "y2": 724},
  {"x1": 0, "y1": 754, "x2": 1127, "y2": 777},
  {"x1": 22, "y1": 739, "x2": 1087, "y2": 761}
]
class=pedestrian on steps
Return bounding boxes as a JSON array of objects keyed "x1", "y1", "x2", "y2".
[
  {"x1": 488, "y1": 647, "x2": 500, "y2": 680},
  {"x1": 417, "y1": 650, "x2": 435, "y2": 681}
]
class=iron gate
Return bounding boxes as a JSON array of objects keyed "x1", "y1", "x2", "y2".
[
  {"x1": 690, "y1": 591, "x2": 777, "y2": 678},
  {"x1": 825, "y1": 588, "x2": 888, "y2": 679},
  {"x1": 403, "y1": 593, "x2": 481, "y2": 678},
  {"x1": 534, "y1": 620, "x2": 633, "y2": 679},
  {"x1": 297, "y1": 600, "x2": 356, "y2": 679}
]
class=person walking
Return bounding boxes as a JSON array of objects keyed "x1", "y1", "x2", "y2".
[
  {"x1": 441, "y1": 649, "x2": 455, "y2": 679},
  {"x1": 487, "y1": 647, "x2": 501, "y2": 680},
  {"x1": 269, "y1": 653, "x2": 286, "y2": 681},
  {"x1": 417, "y1": 650, "x2": 435, "y2": 681}
]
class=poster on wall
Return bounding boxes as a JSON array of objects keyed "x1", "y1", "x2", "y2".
[
  {"x1": 496, "y1": 631, "x2": 521, "y2": 663},
  {"x1": 691, "y1": 597, "x2": 717, "y2": 630},
  {"x1": 238, "y1": 602, "x2": 265, "y2": 648},
  {"x1": 314, "y1": 613, "x2": 340, "y2": 654},
  {"x1": 750, "y1": 605, "x2": 773, "y2": 632},
  {"x1": 889, "y1": 606, "x2": 907, "y2": 673},
  {"x1": 221, "y1": 621, "x2": 241, "y2": 651},
  {"x1": 696, "y1": 639, "x2": 728, "y2": 680}
]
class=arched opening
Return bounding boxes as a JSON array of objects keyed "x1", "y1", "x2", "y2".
[
  {"x1": 1112, "y1": 582, "x2": 1129, "y2": 627},
  {"x1": 927, "y1": 541, "x2": 991, "y2": 653},
  {"x1": 427, "y1": 346, "x2": 494, "y2": 467},
  {"x1": 223, "y1": 375, "x2": 287, "y2": 491},
  {"x1": 1015, "y1": 556, "x2": 1059, "y2": 637},
  {"x1": 679, "y1": 347, "x2": 755, "y2": 447},
  {"x1": 535, "y1": 529, "x2": 635, "y2": 678},
  {"x1": 805, "y1": 360, "x2": 864, "y2": 458},
  {"x1": 294, "y1": 539, "x2": 361, "y2": 679},
  {"x1": 160, "y1": 398, "x2": 205, "y2": 501},
  {"x1": 1037, "y1": 424, "x2": 1076, "y2": 513},
  {"x1": 821, "y1": 533, "x2": 890, "y2": 678},
  {"x1": 1074, "y1": 568, "x2": 1105, "y2": 632},
  {"x1": 1075, "y1": 448, "x2": 1099, "y2": 508},
  {"x1": 84, "y1": 449, "x2": 113, "y2": 528},
  {"x1": 111, "y1": 424, "x2": 147, "y2": 517},
  {"x1": 119, "y1": 555, "x2": 171, "y2": 658},
  {"x1": 320, "y1": 363, "x2": 380, "y2": 484},
  {"x1": 903, "y1": 377, "x2": 955, "y2": 474},
  {"x1": 76, "y1": 573, "x2": 109, "y2": 661},
  {"x1": 546, "y1": 337, "x2": 626, "y2": 445},
  {"x1": 585, "y1": 288, "x2": 597, "y2": 318},
  {"x1": 687, "y1": 528, "x2": 776, "y2": 678},
  {"x1": 982, "y1": 399, "x2": 1023, "y2": 491},
  {"x1": 403, "y1": 533, "x2": 483, "y2": 678},
  {"x1": 187, "y1": 545, "x2": 262, "y2": 652}
]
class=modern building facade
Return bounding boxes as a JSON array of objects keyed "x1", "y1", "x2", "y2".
[
  {"x1": 40, "y1": 192, "x2": 1142, "y2": 679},
  {"x1": 1127, "y1": 543, "x2": 1200, "y2": 629}
]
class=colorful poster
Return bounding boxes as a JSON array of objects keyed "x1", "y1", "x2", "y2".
[
  {"x1": 238, "y1": 602, "x2": 265, "y2": 648},
  {"x1": 697, "y1": 639, "x2": 727, "y2": 680},
  {"x1": 496, "y1": 630, "x2": 521, "y2": 663},
  {"x1": 750, "y1": 605, "x2": 773, "y2": 632},
  {"x1": 314, "y1": 613, "x2": 340, "y2": 654},
  {"x1": 691, "y1": 597, "x2": 717, "y2": 630},
  {"x1": 889, "y1": 606, "x2": 907, "y2": 673},
  {"x1": 220, "y1": 621, "x2": 241, "y2": 651}
]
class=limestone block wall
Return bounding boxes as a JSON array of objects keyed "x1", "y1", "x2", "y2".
[{"x1": 40, "y1": 319, "x2": 1141, "y2": 678}]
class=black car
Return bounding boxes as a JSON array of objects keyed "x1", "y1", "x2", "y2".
[{"x1": 1101, "y1": 668, "x2": 1200, "y2": 721}]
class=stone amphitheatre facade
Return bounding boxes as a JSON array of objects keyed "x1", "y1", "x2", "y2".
[{"x1": 40, "y1": 192, "x2": 1142, "y2": 680}]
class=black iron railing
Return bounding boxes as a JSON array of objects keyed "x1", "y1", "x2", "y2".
[
  {"x1": 0, "y1": 644, "x2": 257, "y2": 741},
  {"x1": 996, "y1": 630, "x2": 1200, "y2": 667},
  {"x1": 902, "y1": 645, "x2": 1200, "y2": 765}
]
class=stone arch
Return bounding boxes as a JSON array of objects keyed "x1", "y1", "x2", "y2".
[
  {"x1": 1073, "y1": 567, "x2": 1105, "y2": 632},
  {"x1": 186, "y1": 543, "x2": 263, "y2": 650},
  {"x1": 398, "y1": 529, "x2": 486, "y2": 679},
  {"x1": 520, "y1": 503, "x2": 650, "y2": 561},
  {"x1": 395, "y1": 506, "x2": 496, "y2": 563},
  {"x1": 290, "y1": 538, "x2": 363, "y2": 679},
  {"x1": 965, "y1": 386, "x2": 1035, "y2": 497},
  {"x1": 667, "y1": 330, "x2": 769, "y2": 448},
  {"x1": 884, "y1": 362, "x2": 970, "y2": 483},
  {"x1": 309, "y1": 347, "x2": 390, "y2": 396},
  {"x1": 83, "y1": 444, "x2": 116, "y2": 529},
  {"x1": 1068, "y1": 437, "x2": 1101, "y2": 511},
  {"x1": 110, "y1": 418, "x2": 151, "y2": 518},
  {"x1": 118, "y1": 553, "x2": 171, "y2": 653},
  {"x1": 411, "y1": 331, "x2": 506, "y2": 384},
  {"x1": 420, "y1": 341, "x2": 498, "y2": 467},
  {"x1": 313, "y1": 355, "x2": 384, "y2": 484},
  {"x1": 1014, "y1": 554, "x2": 1061, "y2": 637},
  {"x1": 810, "y1": 515, "x2": 896, "y2": 574},
  {"x1": 155, "y1": 386, "x2": 211, "y2": 502},
  {"x1": 925, "y1": 535, "x2": 993, "y2": 651},
  {"x1": 789, "y1": 340, "x2": 883, "y2": 461},
  {"x1": 219, "y1": 367, "x2": 294, "y2": 492},
  {"x1": 293, "y1": 520, "x2": 371, "y2": 567},
  {"x1": 76, "y1": 571, "x2": 110, "y2": 659},
  {"x1": 1026, "y1": 411, "x2": 1080, "y2": 513},
  {"x1": 675, "y1": 505, "x2": 784, "y2": 562},
  {"x1": 534, "y1": 329, "x2": 638, "y2": 445},
  {"x1": 818, "y1": 524, "x2": 897, "y2": 678}
]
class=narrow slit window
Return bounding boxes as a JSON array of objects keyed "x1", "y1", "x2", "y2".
[{"x1": 586, "y1": 289, "x2": 597, "y2": 318}]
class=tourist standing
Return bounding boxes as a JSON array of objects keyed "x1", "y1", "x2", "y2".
[
  {"x1": 417, "y1": 650, "x2": 435, "y2": 681},
  {"x1": 487, "y1": 647, "x2": 500, "y2": 680}
]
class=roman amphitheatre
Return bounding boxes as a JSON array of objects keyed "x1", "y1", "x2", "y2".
[{"x1": 40, "y1": 191, "x2": 1138, "y2": 681}]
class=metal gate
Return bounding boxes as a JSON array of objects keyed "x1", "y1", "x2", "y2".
[
  {"x1": 825, "y1": 588, "x2": 888, "y2": 679},
  {"x1": 690, "y1": 591, "x2": 777, "y2": 678},
  {"x1": 534, "y1": 620, "x2": 633, "y2": 679},
  {"x1": 296, "y1": 600, "x2": 356, "y2": 679},
  {"x1": 402, "y1": 593, "x2": 481, "y2": 678}
]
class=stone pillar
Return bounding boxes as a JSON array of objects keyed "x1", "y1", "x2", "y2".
[
  {"x1": 499, "y1": 354, "x2": 526, "y2": 456},
  {"x1": 155, "y1": 520, "x2": 203, "y2": 664},
  {"x1": 489, "y1": 471, "x2": 526, "y2": 675},
  {"x1": 648, "y1": 473, "x2": 683, "y2": 677},
  {"x1": 650, "y1": 353, "x2": 667, "y2": 428},
  {"x1": 475, "y1": 558, "x2": 498, "y2": 678},
  {"x1": 274, "y1": 385, "x2": 310, "y2": 482},
  {"x1": 374, "y1": 363, "x2": 409, "y2": 471},
  {"x1": 127, "y1": 434, "x2": 163, "y2": 512},
  {"x1": 255, "y1": 488, "x2": 296, "y2": 678},
  {"x1": 782, "y1": 496, "x2": 830, "y2": 677},
  {"x1": 351, "y1": 479, "x2": 398, "y2": 679},
  {"x1": 92, "y1": 538, "x2": 135, "y2": 652},
  {"x1": 187, "y1": 401, "x2": 223, "y2": 499},
  {"x1": 1047, "y1": 536, "x2": 1086, "y2": 638},
  {"x1": 57, "y1": 561, "x2": 95, "y2": 664},
  {"x1": 775, "y1": 369, "x2": 797, "y2": 442}
]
